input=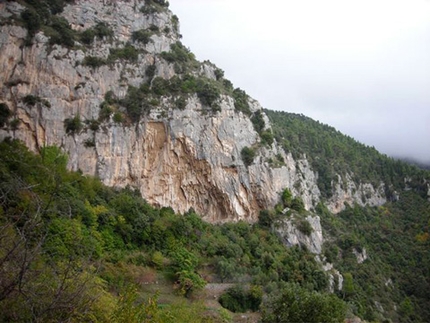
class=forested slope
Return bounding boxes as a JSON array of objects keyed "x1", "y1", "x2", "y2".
[
  {"x1": 265, "y1": 110, "x2": 429, "y2": 199},
  {"x1": 265, "y1": 110, "x2": 430, "y2": 321},
  {"x1": 0, "y1": 139, "x2": 346, "y2": 322}
]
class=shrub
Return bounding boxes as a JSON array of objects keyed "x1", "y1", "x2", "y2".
[
  {"x1": 145, "y1": 65, "x2": 156, "y2": 79},
  {"x1": 21, "y1": 8, "x2": 42, "y2": 39},
  {"x1": 196, "y1": 79, "x2": 220, "y2": 108},
  {"x1": 174, "y1": 97, "x2": 187, "y2": 110},
  {"x1": 108, "y1": 44, "x2": 139, "y2": 63},
  {"x1": 121, "y1": 85, "x2": 151, "y2": 122},
  {"x1": 0, "y1": 103, "x2": 11, "y2": 128},
  {"x1": 113, "y1": 112, "x2": 124, "y2": 123},
  {"x1": 214, "y1": 68, "x2": 224, "y2": 80},
  {"x1": 64, "y1": 114, "x2": 83, "y2": 135},
  {"x1": 80, "y1": 22, "x2": 113, "y2": 45},
  {"x1": 219, "y1": 285, "x2": 262, "y2": 313},
  {"x1": 161, "y1": 42, "x2": 195, "y2": 64},
  {"x1": 261, "y1": 131, "x2": 274, "y2": 146},
  {"x1": 83, "y1": 138, "x2": 95, "y2": 148},
  {"x1": 9, "y1": 119, "x2": 20, "y2": 130},
  {"x1": 140, "y1": 0, "x2": 169, "y2": 14},
  {"x1": 291, "y1": 197, "x2": 305, "y2": 213},
  {"x1": 241, "y1": 146, "x2": 255, "y2": 167},
  {"x1": 261, "y1": 284, "x2": 347, "y2": 323},
  {"x1": 22, "y1": 95, "x2": 51, "y2": 107},
  {"x1": 82, "y1": 56, "x2": 107, "y2": 68},
  {"x1": 282, "y1": 188, "x2": 293, "y2": 207},
  {"x1": 171, "y1": 15, "x2": 179, "y2": 33},
  {"x1": 86, "y1": 119, "x2": 100, "y2": 131},
  {"x1": 151, "y1": 77, "x2": 169, "y2": 96},
  {"x1": 251, "y1": 110, "x2": 265, "y2": 134},
  {"x1": 233, "y1": 88, "x2": 250, "y2": 115},
  {"x1": 131, "y1": 29, "x2": 153, "y2": 44},
  {"x1": 297, "y1": 218, "x2": 313, "y2": 236},
  {"x1": 47, "y1": 16, "x2": 76, "y2": 47}
]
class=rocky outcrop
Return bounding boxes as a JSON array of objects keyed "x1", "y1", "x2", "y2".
[
  {"x1": 274, "y1": 215, "x2": 323, "y2": 254},
  {"x1": 352, "y1": 247, "x2": 368, "y2": 264},
  {"x1": 328, "y1": 174, "x2": 386, "y2": 213},
  {"x1": 0, "y1": 0, "x2": 387, "y2": 222}
]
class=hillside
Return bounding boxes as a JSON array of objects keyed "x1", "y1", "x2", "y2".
[
  {"x1": 0, "y1": 0, "x2": 429, "y2": 322},
  {"x1": 0, "y1": 0, "x2": 401, "y2": 221}
]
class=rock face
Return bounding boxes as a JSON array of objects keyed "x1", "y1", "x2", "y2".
[
  {"x1": 0, "y1": 0, "x2": 386, "y2": 222},
  {"x1": 274, "y1": 215, "x2": 323, "y2": 254}
]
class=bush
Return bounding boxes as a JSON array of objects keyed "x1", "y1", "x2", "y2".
[
  {"x1": 80, "y1": 22, "x2": 113, "y2": 45},
  {"x1": 241, "y1": 146, "x2": 255, "y2": 167},
  {"x1": 251, "y1": 110, "x2": 265, "y2": 134},
  {"x1": 21, "y1": 8, "x2": 42, "y2": 39},
  {"x1": 291, "y1": 197, "x2": 305, "y2": 213},
  {"x1": 161, "y1": 42, "x2": 195, "y2": 64},
  {"x1": 0, "y1": 103, "x2": 12, "y2": 128},
  {"x1": 47, "y1": 16, "x2": 76, "y2": 47},
  {"x1": 196, "y1": 79, "x2": 220, "y2": 108},
  {"x1": 64, "y1": 114, "x2": 83, "y2": 135},
  {"x1": 140, "y1": 0, "x2": 169, "y2": 14},
  {"x1": 121, "y1": 85, "x2": 151, "y2": 122},
  {"x1": 174, "y1": 97, "x2": 187, "y2": 110},
  {"x1": 108, "y1": 44, "x2": 139, "y2": 63},
  {"x1": 131, "y1": 29, "x2": 153, "y2": 44},
  {"x1": 233, "y1": 88, "x2": 250, "y2": 115},
  {"x1": 261, "y1": 284, "x2": 346, "y2": 323},
  {"x1": 82, "y1": 56, "x2": 107, "y2": 68},
  {"x1": 219, "y1": 285, "x2": 262, "y2": 313},
  {"x1": 297, "y1": 218, "x2": 313, "y2": 236},
  {"x1": 22, "y1": 95, "x2": 51, "y2": 108},
  {"x1": 261, "y1": 131, "x2": 274, "y2": 146}
]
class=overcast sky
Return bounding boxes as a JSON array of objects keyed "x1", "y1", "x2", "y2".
[{"x1": 169, "y1": 0, "x2": 430, "y2": 163}]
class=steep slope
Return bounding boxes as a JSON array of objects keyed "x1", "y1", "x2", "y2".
[{"x1": 0, "y1": 0, "x2": 392, "y2": 222}]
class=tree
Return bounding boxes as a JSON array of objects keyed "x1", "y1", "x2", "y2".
[
  {"x1": 261, "y1": 284, "x2": 346, "y2": 323},
  {"x1": 241, "y1": 146, "x2": 255, "y2": 167},
  {"x1": 282, "y1": 188, "x2": 293, "y2": 207}
]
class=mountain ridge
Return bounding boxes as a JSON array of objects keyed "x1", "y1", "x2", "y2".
[
  {"x1": 1, "y1": 0, "x2": 420, "y2": 222},
  {"x1": 0, "y1": 1, "x2": 430, "y2": 322}
]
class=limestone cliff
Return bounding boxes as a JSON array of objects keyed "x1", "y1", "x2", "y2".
[{"x1": 0, "y1": 0, "x2": 386, "y2": 222}]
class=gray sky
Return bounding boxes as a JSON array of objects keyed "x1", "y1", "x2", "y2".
[{"x1": 169, "y1": 0, "x2": 430, "y2": 163}]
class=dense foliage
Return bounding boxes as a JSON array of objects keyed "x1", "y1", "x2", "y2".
[
  {"x1": 265, "y1": 110, "x2": 429, "y2": 198},
  {"x1": 0, "y1": 139, "x2": 344, "y2": 322},
  {"x1": 318, "y1": 195, "x2": 430, "y2": 322},
  {"x1": 261, "y1": 283, "x2": 347, "y2": 323}
]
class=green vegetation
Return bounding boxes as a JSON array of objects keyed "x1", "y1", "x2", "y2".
[
  {"x1": 265, "y1": 110, "x2": 429, "y2": 198},
  {"x1": 108, "y1": 44, "x2": 140, "y2": 63},
  {"x1": 241, "y1": 146, "x2": 256, "y2": 167},
  {"x1": 132, "y1": 29, "x2": 153, "y2": 44},
  {"x1": 261, "y1": 283, "x2": 347, "y2": 323},
  {"x1": 140, "y1": 0, "x2": 170, "y2": 15},
  {"x1": 17, "y1": 0, "x2": 78, "y2": 46},
  {"x1": 22, "y1": 94, "x2": 51, "y2": 108},
  {"x1": 64, "y1": 114, "x2": 83, "y2": 135},
  {"x1": 80, "y1": 22, "x2": 114, "y2": 45},
  {"x1": 0, "y1": 103, "x2": 11, "y2": 128},
  {"x1": 0, "y1": 139, "x2": 341, "y2": 322},
  {"x1": 318, "y1": 195, "x2": 430, "y2": 322},
  {"x1": 219, "y1": 285, "x2": 262, "y2": 313},
  {"x1": 232, "y1": 88, "x2": 251, "y2": 115},
  {"x1": 82, "y1": 55, "x2": 107, "y2": 68}
]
